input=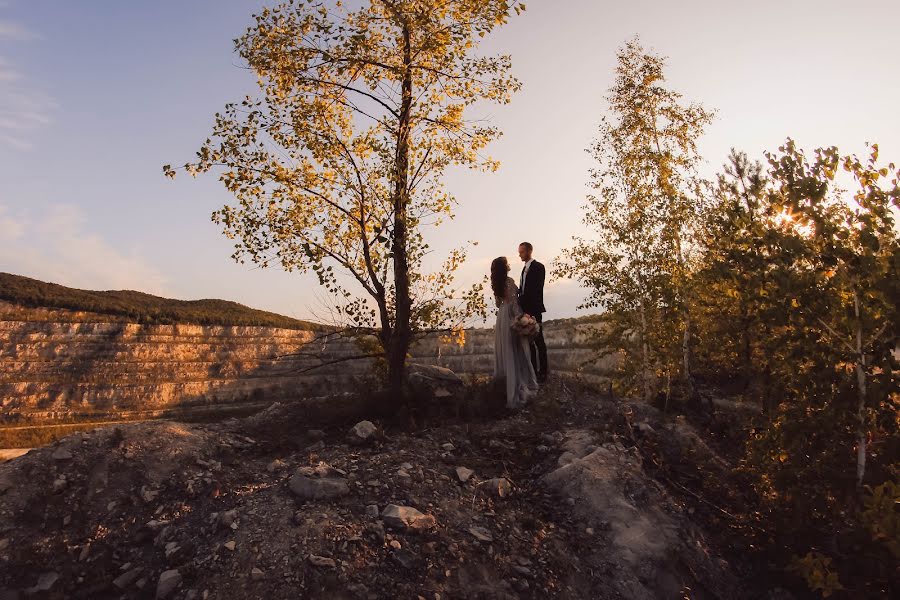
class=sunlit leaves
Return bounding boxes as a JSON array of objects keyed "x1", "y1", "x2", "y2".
[{"x1": 165, "y1": 0, "x2": 522, "y2": 369}]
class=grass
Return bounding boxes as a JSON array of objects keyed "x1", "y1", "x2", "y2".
[{"x1": 0, "y1": 271, "x2": 326, "y2": 331}]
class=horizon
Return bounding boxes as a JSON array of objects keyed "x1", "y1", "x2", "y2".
[{"x1": 2, "y1": 0, "x2": 899, "y2": 322}]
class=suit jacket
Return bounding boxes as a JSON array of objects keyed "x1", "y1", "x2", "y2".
[{"x1": 518, "y1": 260, "x2": 546, "y2": 316}]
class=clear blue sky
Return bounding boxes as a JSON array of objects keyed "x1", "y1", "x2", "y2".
[{"x1": 2, "y1": 0, "x2": 899, "y2": 322}]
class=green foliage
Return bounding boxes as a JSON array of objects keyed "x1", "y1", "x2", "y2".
[
  {"x1": 788, "y1": 552, "x2": 844, "y2": 598},
  {"x1": 556, "y1": 37, "x2": 713, "y2": 402},
  {"x1": 862, "y1": 479, "x2": 900, "y2": 559},
  {"x1": 0, "y1": 272, "x2": 323, "y2": 330}
]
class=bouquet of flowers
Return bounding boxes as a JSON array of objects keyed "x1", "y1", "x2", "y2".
[{"x1": 511, "y1": 313, "x2": 540, "y2": 338}]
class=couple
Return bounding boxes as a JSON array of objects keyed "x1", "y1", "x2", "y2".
[{"x1": 491, "y1": 242, "x2": 549, "y2": 410}]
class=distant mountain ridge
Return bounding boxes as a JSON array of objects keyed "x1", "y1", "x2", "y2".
[{"x1": 0, "y1": 272, "x2": 323, "y2": 330}]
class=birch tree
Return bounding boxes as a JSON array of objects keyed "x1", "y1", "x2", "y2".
[{"x1": 165, "y1": 0, "x2": 524, "y2": 397}]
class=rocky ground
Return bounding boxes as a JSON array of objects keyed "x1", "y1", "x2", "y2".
[{"x1": 0, "y1": 377, "x2": 795, "y2": 600}]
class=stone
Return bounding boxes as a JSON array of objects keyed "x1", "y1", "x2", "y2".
[
  {"x1": 52, "y1": 477, "x2": 67, "y2": 493},
  {"x1": 396, "y1": 468, "x2": 410, "y2": 478},
  {"x1": 392, "y1": 549, "x2": 417, "y2": 569},
  {"x1": 400, "y1": 462, "x2": 413, "y2": 470},
  {"x1": 455, "y1": 467, "x2": 474, "y2": 483},
  {"x1": 468, "y1": 526, "x2": 493, "y2": 543},
  {"x1": 365, "y1": 522, "x2": 386, "y2": 543},
  {"x1": 381, "y1": 504, "x2": 436, "y2": 531},
  {"x1": 441, "y1": 443, "x2": 455, "y2": 452},
  {"x1": 218, "y1": 509, "x2": 238, "y2": 529},
  {"x1": 407, "y1": 363, "x2": 465, "y2": 400},
  {"x1": 156, "y1": 569, "x2": 182, "y2": 600},
  {"x1": 365, "y1": 504, "x2": 380, "y2": 519},
  {"x1": 512, "y1": 565, "x2": 532, "y2": 578},
  {"x1": 480, "y1": 478, "x2": 513, "y2": 498},
  {"x1": 267, "y1": 459, "x2": 287, "y2": 473},
  {"x1": 307, "y1": 429, "x2": 326, "y2": 440},
  {"x1": 289, "y1": 468, "x2": 350, "y2": 501},
  {"x1": 308, "y1": 555, "x2": 336, "y2": 568},
  {"x1": 113, "y1": 567, "x2": 143, "y2": 589},
  {"x1": 250, "y1": 567, "x2": 265, "y2": 581},
  {"x1": 348, "y1": 421, "x2": 377, "y2": 445},
  {"x1": 389, "y1": 540, "x2": 402, "y2": 550},
  {"x1": 51, "y1": 448, "x2": 72, "y2": 461},
  {"x1": 223, "y1": 541, "x2": 236, "y2": 551},
  {"x1": 25, "y1": 572, "x2": 59, "y2": 594},
  {"x1": 141, "y1": 486, "x2": 160, "y2": 503}
]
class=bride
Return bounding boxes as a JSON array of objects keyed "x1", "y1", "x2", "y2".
[{"x1": 491, "y1": 256, "x2": 539, "y2": 409}]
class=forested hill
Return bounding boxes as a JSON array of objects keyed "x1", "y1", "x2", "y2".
[{"x1": 0, "y1": 272, "x2": 323, "y2": 330}]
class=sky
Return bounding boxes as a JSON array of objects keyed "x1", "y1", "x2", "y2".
[{"x1": 1, "y1": 0, "x2": 899, "y2": 323}]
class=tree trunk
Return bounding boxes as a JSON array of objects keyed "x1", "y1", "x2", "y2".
[
  {"x1": 639, "y1": 300, "x2": 652, "y2": 402},
  {"x1": 387, "y1": 21, "x2": 414, "y2": 401},
  {"x1": 853, "y1": 290, "x2": 867, "y2": 491}
]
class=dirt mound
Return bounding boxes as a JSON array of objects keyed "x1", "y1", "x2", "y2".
[{"x1": 0, "y1": 381, "x2": 785, "y2": 599}]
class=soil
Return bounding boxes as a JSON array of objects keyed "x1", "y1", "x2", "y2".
[{"x1": 0, "y1": 378, "x2": 796, "y2": 600}]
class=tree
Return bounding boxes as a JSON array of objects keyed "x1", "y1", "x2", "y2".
[
  {"x1": 164, "y1": 0, "x2": 524, "y2": 397},
  {"x1": 765, "y1": 140, "x2": 899, "y2": 490},
  {"x1": 556, "y1": 38, "x2": 713, "y2": 402}
]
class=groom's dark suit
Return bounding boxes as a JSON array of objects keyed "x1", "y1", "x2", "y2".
[{"x1": 518, "y1": 260, "x2": 548, "y2": 382}]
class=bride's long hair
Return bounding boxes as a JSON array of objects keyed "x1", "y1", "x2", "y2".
[{"x1": 490, "y1": 257, "x2": 509, "y2": 306}]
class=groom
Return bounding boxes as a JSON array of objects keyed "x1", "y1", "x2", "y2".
[{"x1": 517, "y1": 242, "x2": 548, "y2": 383}]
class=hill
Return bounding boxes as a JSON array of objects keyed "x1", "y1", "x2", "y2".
[{"x1": 0, "y1": 272, "x2": 324, "y2": 330}]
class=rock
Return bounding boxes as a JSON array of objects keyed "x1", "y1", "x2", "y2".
[
  {"x1": 25, "y1": 572, "x2": 58, "y2": 594},
  {"x1": 305, "y1": 440, "x2": 325, "y2": 452},
  {"x1": 392, "y1": 549, "x2": 417, "y2": 569},
  {"x1": 155, "y1": 569, "x2": 182, "y2": 600},
  {"x1": 400, "y1": 462, "x2": 413, "y2": 470},
  {"x1": 141, "y1": 486, "x2": 159, "y2": 503},
  {"x1": 389, "y1": 540, "x2": 402, "y2": 550},
  {"x1": 468, "y1": 526, "x2": 493, "y2": 543},
  {"x1": 348, "y1": 421, "x2": 377, "y2": 445},
  {"x1": 407, "y1": 363, "x2": 465, "y2": 400},
  {"x1": 52, "y1": 476, "x2": 67, "y2": 493},
  {"x1": 223, "y1": 541, "x2": 236, "y2": 551},
  {"x1": 381, "y1": 504, "x2": 437, "y2": 531},
  {"x1": 113, "y1": 567, "x2": 143, "y2": 589},
  {"x1": 289, "y1": 466, "x2": 350, "y2": 501},
  {"x1": 396, "y1": 468, "x2": 410, "y2": 478},
  {"x1": 480, "y1": 478, "x2": 513, "y2": 498},
  {"x1": 365, "y1": 522, "x2": 386, "y2": 543},
  {"x1": 308, "y1": 555, "x2": 336, "y2": 568},
  {"x1": 512, "y1": 565, "x2": 532, "y2": 578},
  {"x1": 218, "y1": 509, "x2": 238, "y2": 529},
  {"x1": 307, "y1": 429, "x2": 326, "y2": 440},
  {"x1": 455, "y1": 467, "x2": 474, "y2": 483},
  {"x1": 365, "y1": 504, "x2": 380, "y2": 519},
  {"x1": 441, "y1": 443, "x2": 455, "y2": 452},
  {"x1": 250, "y1": 567, "x2": 264, "y2": 581},
  {"x1": 267, "y1": 459, "x2": 287, "y2": 473},
  {"x1": 51, "y1": 448, "x2": 72, "y2": 461}
]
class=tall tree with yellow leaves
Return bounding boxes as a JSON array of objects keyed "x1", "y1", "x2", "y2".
[{"x1": 165, "y1": 0, "x2": 524, "y2": 397}]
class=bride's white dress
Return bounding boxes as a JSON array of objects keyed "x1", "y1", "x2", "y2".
[{"x1": 494, "y1": 276, "x2": 538, "y2": 409}]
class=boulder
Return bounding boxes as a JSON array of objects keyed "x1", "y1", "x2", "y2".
[
  {"x1": 289, "y1": 465, "x2": 350, "y2": 501},
  {"x1": 348, "y1": 421, "x2": 377, "y2": 445},
  {"x1": 381, "y1": 504, "x2": 437, "y2": 531},
  {"x1": 479, "y1": 478, "x2": 513, "y2": 498},
  {"x1": 455, "y1": 467, "x2": 474, "y2": 483},
  {"x1": 155, "y1": 569, "x2": 182, "y2": 600},
  {"x1": 407, "y1": 363, "x2": 464, "y2": 400}
]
